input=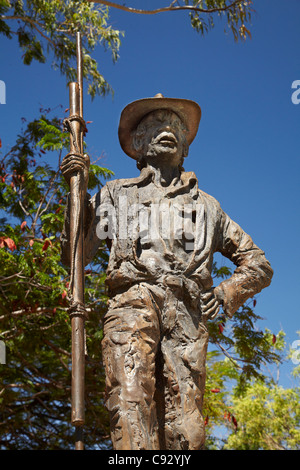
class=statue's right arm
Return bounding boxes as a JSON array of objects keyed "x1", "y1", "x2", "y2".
[
  {"x1": 60, "y1": 151, "x2": 115, "y2": 267},
  {"x1": 60, "y1": 192, "x2": 89, "y2": 267},
  {"x1": 60, "y1": 184, "x2": 114, "y2": 267}
]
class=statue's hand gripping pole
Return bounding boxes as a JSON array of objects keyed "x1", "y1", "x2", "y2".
[{"x1": 63, "y1": 32, "x2": 87, "y2": 450}]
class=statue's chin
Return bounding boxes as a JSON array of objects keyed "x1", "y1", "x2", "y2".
[{"x1": 145, "y1": 145, "x2": 180, "y2": 164}]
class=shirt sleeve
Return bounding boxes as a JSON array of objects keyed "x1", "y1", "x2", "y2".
[
  {"x1": 216, "y1": 209, "x2": 273, "y2": 317},
  {"x1": 60, "y1": 183, "x2": 114, "y2": 267}
]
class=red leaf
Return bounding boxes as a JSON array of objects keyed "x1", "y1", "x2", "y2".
[
  {"x1": 232, "y1": 415, "x2": 238, "y2": 428},
  {"x1": 62, "y1": 290, "x2": 67, "y2": 299},
  {"x1": 253, "y1": 299, "x2": 257, "y2": 307},
  {"x1": 204, "y1": 416, "x2": 209, "y2": 426},
  {"x1": 86, "y1": 121, "x2": 93, "y2": 124},
  {"x1": 21, "y1": 221, "x2": 27, "y2": 231},
  {"x1": 0, "y1": 138, "x2": 2, "y2": 148},
  {"x1": 42, "y1": 240, "x2": 50, "y2": 252},
  {"x1": 218, "y1": 323, "x2": 224, "y2": 334},
  {"x1": 4, "y1": 237, "x2": 17, "y2": 251},
  {"x1": 0, "y1": 237, "x2": 5, "y2": 248},
  {"x1": 52, "y1": 307, "x2": 57, "y2": 316},
  {"x1": 272, "y1": 334, "x2": 276, "y2": 344},
  {"x1": 211, "y1": 388, "x2": 220, "y2": 393},
  {"x1": 29, "y1": 239, "x2": 34, "y2": 247}
]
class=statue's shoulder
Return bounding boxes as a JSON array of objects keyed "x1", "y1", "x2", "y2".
[
  {"x1": 181, "y1": 171, "x2": 222, "y2": 213},
  {"x1": 197, "y1": 188, "x2": 222, "y2": 211},
  {"x1": 106, "y1": 176, "x2": 138, "y2": 191},
  {"x1": 107, "y1": 169, "x2": 153, "y2": 192},
  {"x1": 102, "y1": 176, "x2": 143, "y2": 200},
  {"x1": 103, "y1": 177, "x2": 129, "y2": 192}
]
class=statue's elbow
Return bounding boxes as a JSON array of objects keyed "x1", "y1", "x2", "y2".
[{"x1": 260, "y1": 258, "x2": 274, "y2": 289}]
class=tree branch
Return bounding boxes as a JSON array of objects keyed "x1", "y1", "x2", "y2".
[
  {"x1": 18, "y1": 198, "x2": 31, "y2": 217},
  {"x1": 1, "y1": 15, "x2": 56, "y2": 47},
  {"x1": 215, "y1": 340, "x2": 242, "y2": 369},
  {"x1": 32, "y1": 168, "x2": 60, "y2": 234},
  {"x1": 43, "y1": 339, "x2": 71, "y2": 358},
  {"x1": 89, "y1": 0, "x2": 245, "y2": 15}
]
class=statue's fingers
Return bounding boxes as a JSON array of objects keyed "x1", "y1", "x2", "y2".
[
  {"x1": 61, "y1": 157, "x2": 86, "y2": 173},
  {"x1": 202, "y1": 288, "x2": 214, "y2": 297},
  {"x1": 208, "y1": 305, "x2": 220, "y2": 320},
  {"x1": 205, "y1": 300, "x2": 219, "y2": 315},
  {"x1": 62, "y1": 155, "x2": 85, "y2": 166},
  {"x1": 201, "y1": 291, "x2": 214, "y2": 302},
  {"x1": 202, "y1": 301, "x2": 220, "y2": 319},
  {"x1": 83, "y1": 153, "x2": 90, "y2": 165},
  {"x1": 202, "y1": 295, "x2": 217, "y2": 311}
]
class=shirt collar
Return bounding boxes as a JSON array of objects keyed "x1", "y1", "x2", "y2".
[{"x1": 122, "y1": 166, "x2": 198, "y2": 196}]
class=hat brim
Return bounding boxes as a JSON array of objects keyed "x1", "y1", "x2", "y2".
[{"x1": 118, "y1": 96, "x2": 201, "y2": 160}]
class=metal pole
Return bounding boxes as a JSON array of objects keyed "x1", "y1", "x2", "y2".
[
  {"x1": 65, "y1": 32, "x2": 87, "y2": 450},
  {"x1": 76, "y1": 32, "x2": 84, "y2": 149}
]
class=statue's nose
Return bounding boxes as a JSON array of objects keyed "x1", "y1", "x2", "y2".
[{"x1": 159, "y1": 124, "x2": 172, "y2": 132}]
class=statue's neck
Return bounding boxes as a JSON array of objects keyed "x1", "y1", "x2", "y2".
[{"x1": 146, "y1": 162, "x2": 181, "y2": 187}]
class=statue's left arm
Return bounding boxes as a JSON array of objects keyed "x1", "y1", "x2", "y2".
[{"x1": 214, "y1": 209, "x2": 273, "y2": 318}]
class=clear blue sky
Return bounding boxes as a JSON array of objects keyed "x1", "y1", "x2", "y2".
[{"x1": 0, "y1": 0, "x2": 299, "y2": 386}]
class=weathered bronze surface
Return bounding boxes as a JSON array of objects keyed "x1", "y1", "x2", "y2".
[{"x1": 61, "y1": 93, "x2": 273, "y2": 450}]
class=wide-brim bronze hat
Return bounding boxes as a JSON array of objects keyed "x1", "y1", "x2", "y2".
[{"x1": 118, "y1": 94, "x2": 201, "y2": 159}]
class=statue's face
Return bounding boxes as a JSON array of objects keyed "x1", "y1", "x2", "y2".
[{"x1": 133, "y1": 110, "x2": 188, "y2": 166}]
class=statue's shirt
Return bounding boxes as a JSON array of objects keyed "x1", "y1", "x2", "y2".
[{"x1": 61, "y1": 168, "x2": 273, "y2": 317}]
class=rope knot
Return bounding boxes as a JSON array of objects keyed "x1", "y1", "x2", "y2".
[{"x1": 68, "y1": 296, "x2": 88, "y2": 320}]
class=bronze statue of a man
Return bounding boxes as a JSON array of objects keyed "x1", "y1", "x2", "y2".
[{"x1": 61, "y1": 94, "x2": 273, "y2": 450}]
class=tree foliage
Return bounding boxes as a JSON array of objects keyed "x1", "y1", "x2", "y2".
[
  {"x1": 93, "y1": 0, "x2": 254, "y2": 42},
  {"x1": 202, "y1": 325, "x2": 299, "y2": 450},
  {"x1": 200, "y1": 264, "x2": 297, "y2": 449},
  {"x1": 0, "y1": 111, "x2": 113, "y2": 449},
  {"x1": 0, "y1": 0, "x2": 123, "y2": 98},
  {"x1": 224, "y1": 380, "x2": 300, "y2": 450}
]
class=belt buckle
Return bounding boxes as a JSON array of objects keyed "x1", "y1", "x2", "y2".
[{"x1": 164, "y1": 275, "x2": 183, "y2": 289}]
